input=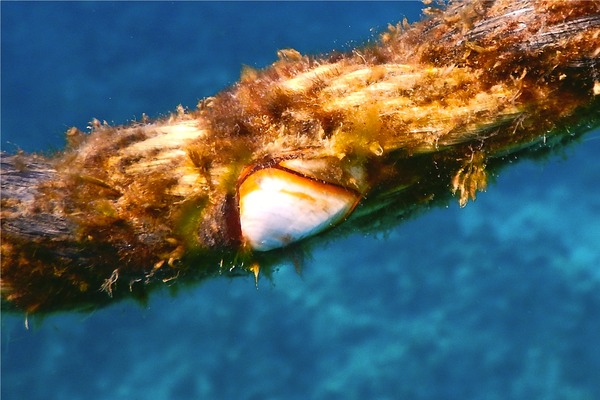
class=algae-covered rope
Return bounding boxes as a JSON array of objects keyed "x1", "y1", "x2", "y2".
[{"x1": 2, "y1": 0, "x2": 599, "y2": 314}]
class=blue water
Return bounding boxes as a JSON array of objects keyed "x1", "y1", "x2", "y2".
[{"x1": 2, "y1": 2, "x2": 599, "y2": 399}]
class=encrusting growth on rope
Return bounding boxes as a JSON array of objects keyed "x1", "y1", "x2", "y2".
[{"x1": 2, "y1": 0, "x2": 599, "y2": 314}]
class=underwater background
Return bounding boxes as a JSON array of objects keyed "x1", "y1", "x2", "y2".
[{"x1": 2, "y1": 2, "x2": 600, "y2": 399}]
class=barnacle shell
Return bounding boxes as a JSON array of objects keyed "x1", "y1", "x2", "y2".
[{"x1": 238, "y1": 162, "x2": 361, "y2": 251}]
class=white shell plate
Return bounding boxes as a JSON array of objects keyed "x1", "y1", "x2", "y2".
[{"x1": 239, "y1": 168, "x2": 359, "y2": 251}]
